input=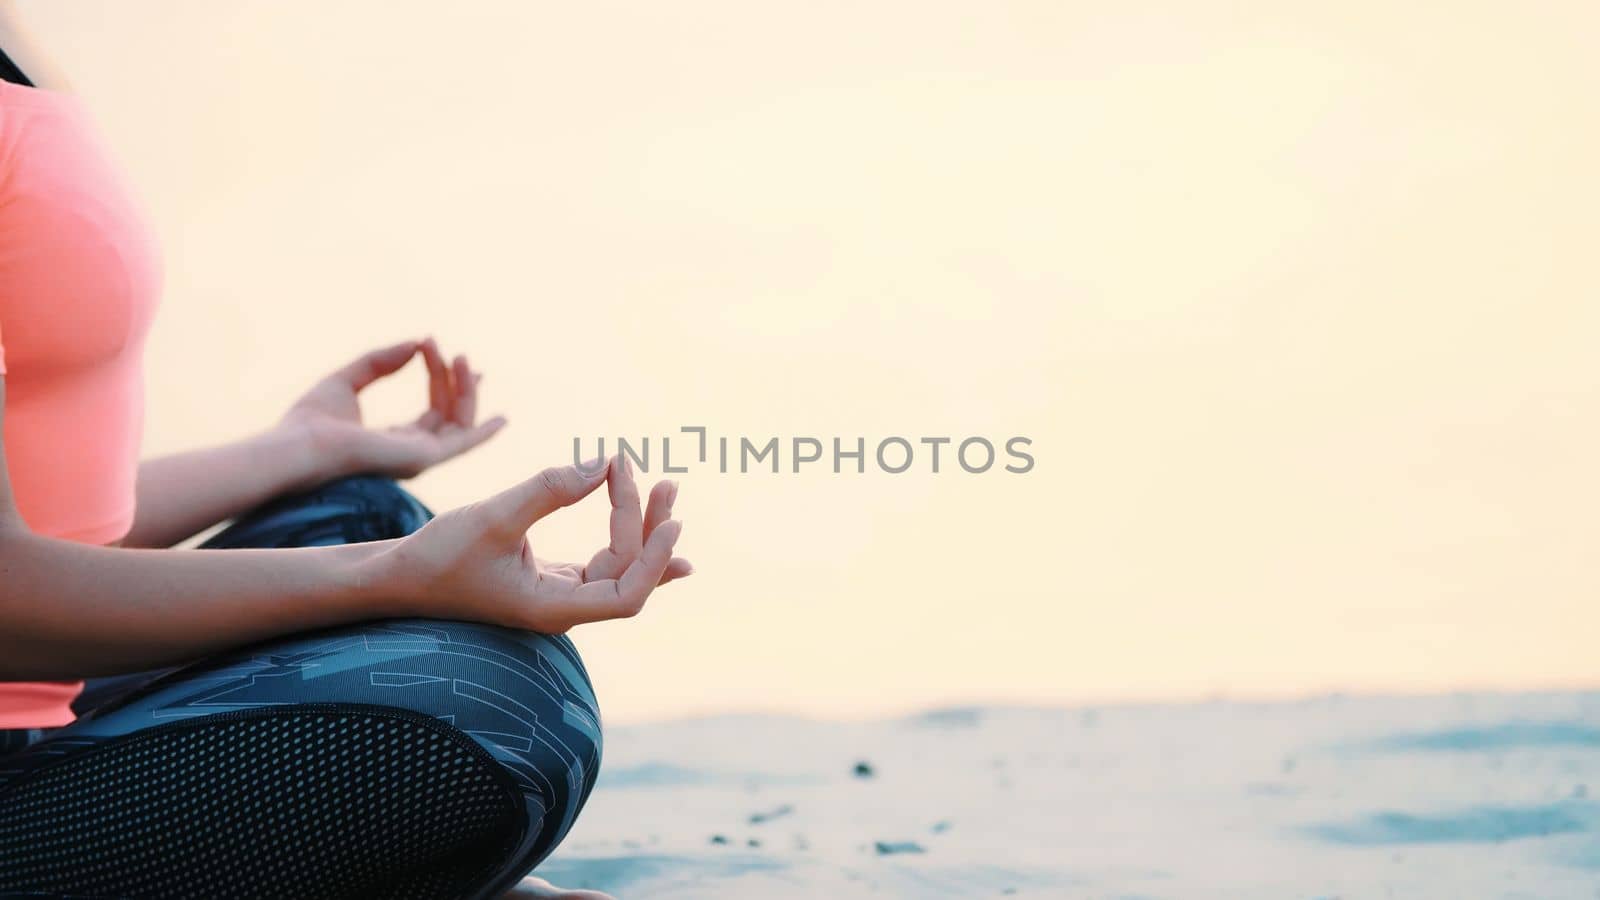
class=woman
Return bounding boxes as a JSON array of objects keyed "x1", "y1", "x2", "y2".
[{"x1": 0, "y1": 6, "x2": 688, "y2": 898}]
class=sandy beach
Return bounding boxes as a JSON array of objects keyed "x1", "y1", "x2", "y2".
[{"x1": 540, "y1": 691, "x2": 1600, "y2": 898}]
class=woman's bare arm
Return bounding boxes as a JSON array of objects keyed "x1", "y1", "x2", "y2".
[
  {"x1": 121, "y1": 426, "x2": 331, "y2": 549},
  {"x1": 0, "y1": 523, "x2": 399, "y2": 680},
  {"x1": 0, "y1": 376, "x2": 689, "y2": 682}
]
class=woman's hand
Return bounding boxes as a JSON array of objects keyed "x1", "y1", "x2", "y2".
[
  {"x1": 282, "y1": 337, "x2": 507, "y2": 481},
  {"x1": 372, "y1": 455, "x2": 693, "y2": 633}
]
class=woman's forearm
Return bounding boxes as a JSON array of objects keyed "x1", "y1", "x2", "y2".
[
  {"x1": 124, "y1": 424, "x2": 335, "y2": 548},
  {"x1": 0, "y1": 523, "x2": 402, "y2": 680}
]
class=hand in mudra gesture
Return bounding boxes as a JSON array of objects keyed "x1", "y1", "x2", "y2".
[
  {"x1": 373, "y1": 454, "x2": 693, "y2": 633},
  {"x1": 283, "y1": 337, "x2": 507, "y2": 480}
]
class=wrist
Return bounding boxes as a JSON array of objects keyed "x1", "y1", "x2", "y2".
[
  {"x1": 271, "y1": 420, "x2": 354, "y2": 491},
  {"x1": 349, "y1": 538, "x2": 429, "y2": 619}
]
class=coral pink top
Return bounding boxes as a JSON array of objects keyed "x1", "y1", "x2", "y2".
[{"x1": 0, "y1": 82, "x2": 162, "y2": 728}]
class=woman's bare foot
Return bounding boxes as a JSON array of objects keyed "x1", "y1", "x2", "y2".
[{"x1": 503, "y1": 875, "x2": 616, "y2": 899}]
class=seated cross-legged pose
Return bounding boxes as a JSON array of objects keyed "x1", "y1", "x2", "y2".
[{"x1": 0, "y1": 8, "x2": 688, "y2": 899}]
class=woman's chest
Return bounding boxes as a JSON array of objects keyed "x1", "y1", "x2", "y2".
[{"x1": 0, "y1": 98, "x2": 161, "y2": 376}]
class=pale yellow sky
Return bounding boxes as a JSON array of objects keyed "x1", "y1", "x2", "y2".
[{"x1": 19, "y1": 0, "x2": 1599, "y2": 722}]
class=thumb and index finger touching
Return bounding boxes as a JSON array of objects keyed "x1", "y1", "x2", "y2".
[
  {"x1": 328, "y1": 337, "x2": 458, "y2": 405},
  {"x1": 486, "y1": 456, "x2": 687, "y2": 620},
  {"x1": 328, "y1": 339, "x2": 421, "y2": 392}
]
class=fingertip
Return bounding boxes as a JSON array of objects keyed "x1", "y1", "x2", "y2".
[
  {"x1": 380, "y1": 340, "x2": 418, "y2": 365},
  {"x1": 577, "y1": 455, "x2": 607, "y2": 479},
  {"x1": 656, "y1": 519, "x2": 683, "y2": 544},
  {"x1": 474, "y1": 416, "x2": 508, "y2": 441},
  {"x1": 420, "y1": 337, "x2": 444, "y2": 367}
]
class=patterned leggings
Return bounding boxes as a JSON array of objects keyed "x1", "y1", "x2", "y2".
[{"x1": 0, "y1": 477, "x2": 603, "y2": 900}]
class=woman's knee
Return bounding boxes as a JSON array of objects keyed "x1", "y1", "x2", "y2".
[
  {"x1": 202, "y1": 474, "x2": 433, "y2": 548},
  {"x1": 67, "y1": 619, "x2": 603, "y2": 875},
  {"x1": 400, "y1": 620, "x2": 605, "y2": 870},
  {"x1": 320, "y1": 475, "x2": 434, "y2": 539},
  {"x1": 323, "y1": 619, "x2": 605, "y2": 872},
  {"x1": 326, "y1": 474, "x2": 432, "y2": 520},
  {"x1": 73, "y1": 620, "x2": 600, "y2": 762}
]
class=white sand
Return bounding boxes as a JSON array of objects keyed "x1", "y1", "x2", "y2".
[{"x1": 538, "y1": 692, "x2": 1600, "y2": 898}]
